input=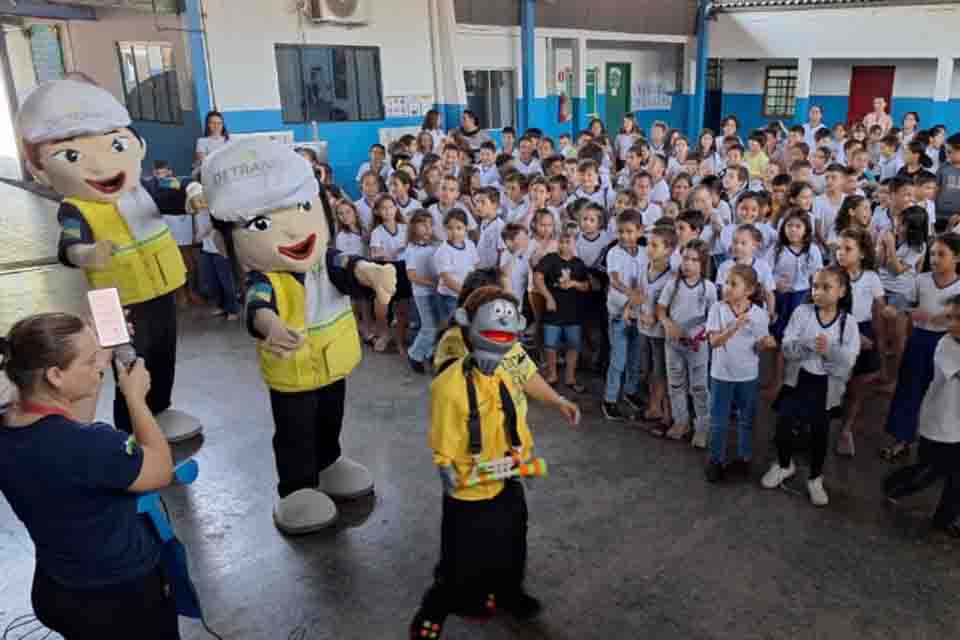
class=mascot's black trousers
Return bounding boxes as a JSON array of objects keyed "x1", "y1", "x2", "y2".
[
  {"x1": 112, "y1": 292, "x2": 178, "y2": 433},
  {"x1": 268, "y1": 379, "x2": 346, "y2": 497}
]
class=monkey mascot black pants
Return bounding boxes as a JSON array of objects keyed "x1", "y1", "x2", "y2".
[
  {"x1": 884, "y1": 437, "x2": 960, "y2": 531},
  {"x1": 112, "y1": 292, "x2": 178, "y2": 433},
  {"x1": 268, "y1": 379, "x2": 346, "y2": 497},
  {"x1": 415, "y1": 480, "x2": 529, "y2": 623}
]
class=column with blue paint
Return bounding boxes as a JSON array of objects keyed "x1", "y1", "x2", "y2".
[
  {"x1": 520, "y1": 0, "x2": 536, "y2": 132},
  {"x1": 932, "y1": 55, "x2": 953, "y2": 126},
  {"x1": 184, "y1": 0, "x2": 212, "y2": 132},
  {"x1": 793, "y1": 57, "x2": 812, "y2": 127}
]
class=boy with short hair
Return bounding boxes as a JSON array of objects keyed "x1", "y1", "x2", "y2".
[
  {"x1": 534, "y1": 230, "x2": 591, "y2": 391},
  {"x1": 878, "y1": 134, "x2": 904, "y2": 181},
  {"x1": 722, "y1": 165, "x2": 748, "y2": 213},
  {"x1": 603, "y1": 210, "x2": 648, "y2": 421},
  {"x1": 716, "y1": 224, "x2": 776, "y2": 318},
  {"x1": 558, "y1": 133, "x2": 576, "y2": 159},
  {"x1": 547, "y1": 175, "x2": 570, "y2": 211},
  {"x1": 514, "y1": 136, "x2": 542, "y2": 177},
  {"x1": 617, "y1": 143, "x2": 646, "y2": 190},
  {"x1": 501, "y1": 126, "x2": 517, "y2": 157},
  {"x1": 441, "y1": 143, "x2": 462, "y2": 178},
  {"x1": 790, "y1": 159, "x2": 813, "y2": 186},
  {"x1": 430, "y1": 175, "x2": 475, "y2": 241},
  {"x1": 648, "y1": 155, "x2": 671, "y2": 206},
  {"x1": 575, "y1": 159, "x2": 614, "y2": 211},
  {"x1": 477, "y1": 141, "x2": 500, "y2": 187},
  {"x1": 809, "y1": 146, "x2": 830, "y2": 194},
  {"x1": 916, "y1": 171, "x2": 939, "y2": 236},
  {"x1": 475, "y1": 188, "x2": 506, "y2": 269},
  {"x1": 499, "y1": 223, "x2": 532, "y2": 302},
  {"x1": 355, "y1": 143, "x2": 388, "y2": 185},
  {"x1": 502, "y1": 172, "x2": 529, "y2": 224},
  {"x1": 814, "y1": 163, "x2": 847, "y2": 246},
  {"x1": 935, "y1": 133, "x2": 960, "y2": 232},
  {"x1": 495, "y1": 152, "x2": 516, "y2": 185}
]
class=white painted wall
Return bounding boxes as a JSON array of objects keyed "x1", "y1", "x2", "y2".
[
  {"x1": 64, "y1": 9, "x2": 193, "y2": 110},
  {"x1": 202, "y1": 0, "x2": 434, "y2": 112},
  {"x1": 456, "y1": 27, "x2": 548, "y2": 98},
  {"x1": 710, "y1": 5, "x2": 960, "y2": 59},
  {"x1": 586, "y1": 45, "x2": 680, "y2": 94}
]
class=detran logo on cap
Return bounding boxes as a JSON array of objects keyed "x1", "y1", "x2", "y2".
[{"x1": 211, "y1": 148, "x2": 278, "y2": 187}]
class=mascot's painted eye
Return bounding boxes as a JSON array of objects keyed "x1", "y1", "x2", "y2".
[
  {"x1": 52, "y1": 149, "x2": 82, "y2": 163},
  {"x1": 244, "y1": 216, "x2": 272, "y2": 232},
  {"x1": 492, "y1": 300, "x2": 513, "y2": 318},
  {"x1": 111, "y1": 137, "x2": 131, "y2": 153}
]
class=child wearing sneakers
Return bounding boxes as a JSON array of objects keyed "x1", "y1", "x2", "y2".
[
  {"x1": 762, "y1": 265, "x2": 860, "y2": 506},
  {"x1": 635, "y1": 225, "x2": 676, "y2": 430},
  {"x1": 705, "y1": 264, "x2": 777, "y2": 483},
  {"x1": 658, "y1": 239, "x2": 717, "y2": 448},
  {"x1": 603, "y1": 210, "x2": 647, "y2": 421}
]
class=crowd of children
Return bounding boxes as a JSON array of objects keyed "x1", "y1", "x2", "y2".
[{"x1": 307, "y1": 108, "x2": 960, "y2": 520}]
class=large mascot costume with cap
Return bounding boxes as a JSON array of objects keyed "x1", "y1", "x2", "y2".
[
  {"x1": 15, "y1": 79, "x2": 203, "y2": 443},
  {"x1": 202, "y1": 140, "x2": 396, "y2": 534}
]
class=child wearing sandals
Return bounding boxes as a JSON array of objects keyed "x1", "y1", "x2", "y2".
[
  {"x1": 705, "y1": 264, "x2": 777, "y2": 483},
  {"x1": 533, "y1": 230, "x2": 591, "y2": 392},
  {"x1": 658, "y1": 239, "x2": 717, "y2": 448},
  {"x1": 834, "y1": 227, "x2": 890, "y2": 458},
  {"x1": 882, "y1": 233, "x2": 960, "y2": 462},
  {"x1": 762, "y1": 265, "x2": 860, "y2": 506},
  {"x1": 883, "y1": 294, "x2": 960, "y2": 538}
]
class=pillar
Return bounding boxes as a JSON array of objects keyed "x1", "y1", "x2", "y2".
[
  {"x1": 793, "y1": 57, "x2": 812, "y2": 125},
  {"x1": 520, "y1": 0, "x2": 536, "y2": 132},
  {"x1": 691, "y1": 0, "x2": 710, "y2": 138},
  {"x1": 932, "y1": 55, "x2": 953, "y2": 125},
  {"x1": 428, "y1": 0, "x2": 465, "y2": 130},
  {"x1": 184, "y1": 0, "x2": 212, "y2": 131},
  {"x1": 572, "y1": 36, "x2": 588, "y2": 133}
]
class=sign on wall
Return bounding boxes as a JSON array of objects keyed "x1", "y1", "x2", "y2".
[{"x1": 385, "y1": 95, "x2": 434, "y2": 119}]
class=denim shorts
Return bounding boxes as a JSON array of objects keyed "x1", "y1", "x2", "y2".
[
  {"x1": 543, "y1": 324, "x2": 582, "y2": 351},
  {"x1": 885, "y1": 292, "x2": 910, "y2": 312}
]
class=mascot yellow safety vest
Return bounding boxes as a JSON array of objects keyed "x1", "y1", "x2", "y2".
[
  {"x1": 65, "y1": 195, "x2": 185, "y2": 306},
  {"x1": 257, "y1": 270, "x2": 362, "y2": 393}
]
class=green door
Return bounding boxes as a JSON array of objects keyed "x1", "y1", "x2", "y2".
[
  {"x1": 605, "y1": 62, "x2": 631, "y2": 134},
  {"x1": 585, "y1": 67, "x2": 598, "y2": 119}
]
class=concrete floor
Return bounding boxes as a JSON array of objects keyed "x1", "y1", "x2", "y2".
[
  {"x1": 0, "y1": 184, "x2": 958, "y2": 639},
  {"x1": 1, "y1": 305, "x2": 959, "y2": 640}
]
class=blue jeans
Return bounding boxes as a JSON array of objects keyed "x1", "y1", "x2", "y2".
[
  {"x1": 199, "y1": 251, "x2": 239, "y2": 314},
  {"x1": 543, "y1": 324, "x2": 582, "y2": 351},
  {"x1": 409, "y1": 293, "x2": 443, "y2": 363},
  {"x1": 709, "y1": 377, "x2": 759, "y2": 465},
  {"x1": 436, "y1": 295, "x2": 459, "y2": 326},
  {"x1": 604, "y1": 316, "x2": 643, "y2": 403}
]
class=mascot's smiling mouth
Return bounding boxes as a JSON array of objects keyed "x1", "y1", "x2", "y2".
[
  {"x1": 85, "y1": 172, "x2": 126, "y2": 194},
  {"x1": 480, "y1": 330, "x2": 517, "y2": 343},
  {"x1": 278, "y1": 234, "x2": 317, "y2": 261}
]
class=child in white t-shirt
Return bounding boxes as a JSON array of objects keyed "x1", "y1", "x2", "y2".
[
  {"x1": 634, "y1": 225, "x2": 675, "y2": 430},
  {"x1": 336, "y1": 200, "x2": 373, "y2": 341},
  {"x1": 716, "y1": 225, "x2": 777, "y2": 320},
  {"x1": 404, "y1": 210, "x2": 442, "y2": 373},
  {"x1": 369, "y1": 195, "x2": 410, "y2": 353},
  {"x1": 473, "y1": 188, "x2": 505, "y2": 270},
  {"x1": 433, "y1": 209, "x2": 479, "y2": 325}
]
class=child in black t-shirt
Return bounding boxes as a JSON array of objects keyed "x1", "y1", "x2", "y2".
[{"x1": 533, "y1": 230, "x2": 591, "y2": 392}]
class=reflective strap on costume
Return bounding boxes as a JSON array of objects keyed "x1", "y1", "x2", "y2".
[{"x1": 462, "y1": 356, "x2": 520, "y2": 455}]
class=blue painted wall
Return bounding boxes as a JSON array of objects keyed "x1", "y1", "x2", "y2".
[{"x1": 134, "y1": 112, "x2": 201, "y2": 178}]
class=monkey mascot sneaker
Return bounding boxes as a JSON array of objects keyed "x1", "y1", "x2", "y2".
[
  {"x1": 16, "y1": 79, "x2": 203, "y2": 443},
  {"x1": 203, "y1": 140, "x2": 396, "y2": 534}
]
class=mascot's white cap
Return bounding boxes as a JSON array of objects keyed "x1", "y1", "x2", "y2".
[
  {"x1": 202, "y1": 139, "x2": 319, "y2": 222},
  {"x1": 16, "y1": 79, "x2": 132, "y2": 144}
]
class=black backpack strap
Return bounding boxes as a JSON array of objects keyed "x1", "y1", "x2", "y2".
[
  {"x1": 463, "y1": 358, "x2": 483, "y2": 456},
  {"x1": 499, "y1": 379, "x2": 521, "y2": 448}
]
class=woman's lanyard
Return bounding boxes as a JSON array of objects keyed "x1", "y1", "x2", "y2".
[{"x1": 16, "y1": 400, "x2": 73, "y2": 420}]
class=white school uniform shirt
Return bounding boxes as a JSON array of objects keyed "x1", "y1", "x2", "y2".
[
  {"x1": 403, "y1": 242, "x2": 439, "y2": 297},
  {"x1": 803, "y1": 123, "x2": 827, "y2": 149},
  {"x1": 514, "y1": 157, "x2": 542, "y2": 177},
  {"x1": 877, "y1": 155, "x2": 903, "y2": 182},
  {"x1": 428, "y1": 202, "x2": 477, "y2": 241},
  {"x1": 772, "y1": 245, "x2": 824, "y2": 292},
  {"x1": 638, "y1": 265, "x2": 673, "y2": 337},
  {"x1": 369, "y1": 224, "x2": 408, "y2": 260},
  {"x1": 605, "y1": 245, "x2": 647, "y2": 317},
  {"x1": 616, "y1": 168, "x2": 635, "y2": 190},
  {"x1": 848, "y1": 269, "x2": 884, "y2": 323},
  {"x1": 707, "y1": 302, "x2": 769, "y2": 381},
  {"x1": 925, "y1": 199, "x2": 937, "y2": 237},
  {"x1": 499, "y1": 245, "x2": 533, "y2": 301},
  {"x1": 917, "y1": 335, "x2": 960, "y2": 444},
  {"x1": 650, "y1": 179, "x2": 671, "y2": 206},
  {"x1": 813, "y1": 194, "x2": 844, "y2": 237},
  {"x1": 425, "y1": 129, "x2": 446, "y2": 151},
  {"x1": 354, "y1": 197, "x2": 376, "y2": 231},
  {"x1": 503, "y1": 198, "x2": 528, "y2": 225},
  {"x1": 658, "y1": 276, "x2": 719, "y2": 335},
  {"x1": 879, "y1": 242, "x2": 925, "y2": 300},
  {"x1": 575, "y1": 185, "x2": 615, "y2": 212},
  {"x1": 576, "y1": 230, "x2": 613, "y2": 268},
  {"x1": 433, "y1": 239, "x2": 479, "y2": 298},
  {"x1": 808, "y1": 171, "x2": 827, "y2": 195},
  {"x1": 395, "y1": 197, "x2": 422, "y2": 220},
  {"x1": 716, "y1": 258, "x2": 776, "y2": 294},
  {"x1": 870, "y1": 207, "x2": 893, "y2": 236},
  {"x1": 411, "y1": 152, "x2": 426, "y2": 172},
  {"x1": 640, "y1": 202, "x2": 665, "y2": 229},
  {"x1": 781, "y1": 304, "x2": 860, "y2": 409},
  {"x1": 477, "y1": 163, "x2": 500, "y2": 187},
  {"x1": 718, "y1": 224, "x2": 776, "y2": 264},
  {"x1": 669, "y1": 248, "x2": 682, "y2": 272},
  {"x1": 912, "y1": 273, "x2": 960, "y2": 332},
  {"x1": 714, "y1": 201, "x2": 733, "y2": 227},
  {"x1": 335, "y1": 230, "x2": 366, "y2": 258},
  {"x1": 476, "y1": 217, "x2": 506, "y2": 269}
]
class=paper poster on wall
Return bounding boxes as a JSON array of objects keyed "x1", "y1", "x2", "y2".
[{"x1": 632, "y1": 77, "x2": 673, "y2": 111}]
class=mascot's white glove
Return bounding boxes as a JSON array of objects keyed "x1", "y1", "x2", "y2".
[
  {"x1": 185, "y1": 182, "x2": 207, "y2": 214},
  {"x1": 355, "y1": 262, "x2": 397, "y2": 306},
  {"x1": 255, "y1": 309, "x2": 305, "y2": 358},
  {"x1": 67, "y1": 239, "x2": 115, "y2": 270}
]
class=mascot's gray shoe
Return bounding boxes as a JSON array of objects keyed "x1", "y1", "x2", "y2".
[
  {"x1": 156, "y1": 409, "x2": 203, "y2": 443},
  {"x1": 273, "y1": 488, "x2": 338, "y2": 535},
  {"x1": 317, "y1": 457, "x2": 374, "y2": 500}
]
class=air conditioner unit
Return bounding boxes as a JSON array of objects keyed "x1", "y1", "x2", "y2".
[
  {"x1": 310, "y1": 0, "x2": 370, "y2": 25},
  {"x1": 230, "y1": 131, "x2": 295, "y2": 146}
]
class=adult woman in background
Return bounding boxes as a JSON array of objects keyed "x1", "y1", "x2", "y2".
[
  {"x1": 194, "y1": 110, "x2": 231, "y2": 168},
  {"x1": 0, "y1": 313, "x2": 179, "y2": 639},
  {"x1": 454, "y1": 109, "x2": 492, "y2": 159}
]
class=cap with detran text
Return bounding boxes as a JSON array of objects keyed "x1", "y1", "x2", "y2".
[{"x1": 16, "y1": 79, "x2": 131, "y2": 144}]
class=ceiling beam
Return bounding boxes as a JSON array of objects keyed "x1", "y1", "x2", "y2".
[{"x1": 0, "y1": 1, "x2": 97, "y2": 20}]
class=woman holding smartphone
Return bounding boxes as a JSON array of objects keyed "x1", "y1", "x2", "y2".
[{"x1": 0, "y1": 312, "x2": 180, "y2": 639}]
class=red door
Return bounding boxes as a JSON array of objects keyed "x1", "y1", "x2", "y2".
[{"x1": 847, "y1": 66, "x2": 895, "y2": 126}]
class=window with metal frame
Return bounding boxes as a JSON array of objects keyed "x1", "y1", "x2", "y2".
[
  {"x1": 463, "y1": 69, "x2": 516, "y2": 130},
  {"x1": 275, "y1": 44, "x2": 384, "y2": 124},
  {"x1": 116, "y1": 41, "x2": 180, "y2": 124},
  {"x1": 762, "y1": 66, "x2": 798, "y2": 119}
]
